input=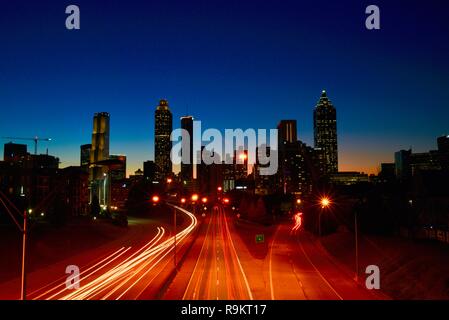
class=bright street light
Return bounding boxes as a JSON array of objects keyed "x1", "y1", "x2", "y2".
[
  {"x1": 319, "y1": 196, "x2": 331, "y2": 237},
  {"x1": 320, "y1": 197, "x2": 330, "y2": 208}
]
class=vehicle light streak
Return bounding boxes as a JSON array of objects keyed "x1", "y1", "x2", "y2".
[
  {"x1": 291, "y1": 212, "x2": 303, "y2": 234},
  {"x1": 32, "y1": 206, "x2": 197, "y2": 300}
]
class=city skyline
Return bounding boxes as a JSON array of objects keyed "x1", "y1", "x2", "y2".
[
  {"x1": 1, "y1": 1, "x2": 449, "y2": 176},
  {"x1": 1, "y1": 0, "x2": 449, "y2": 303}
]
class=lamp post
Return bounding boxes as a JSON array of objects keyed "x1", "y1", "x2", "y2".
[
  {"x1": 354, "y1": 208, "x2": 359, "y2": 282},
  {"x1": 21, "y1": 210, "x2": 28, "y2": 300},
  {"x1": 191, "y1": 194, "x2": 198, "y2": 216},
  {"x1": 173, "y1": 206, "x2": 177, "y2": 270},
  {"x1": 319, "y1": 197, "x2": 330, "y2": 237}
]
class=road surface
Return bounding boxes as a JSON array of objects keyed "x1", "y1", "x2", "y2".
[
  {"x1": 0, "y1": 205, "x2": 198, "y2": 300},
  {"x1": 165, "y1": 205, "x2": 253, "y2": 300}
]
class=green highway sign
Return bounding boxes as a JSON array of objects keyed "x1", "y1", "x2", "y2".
[{"x1": 255, "y1": 234, "x2": 264, "y2": 243}]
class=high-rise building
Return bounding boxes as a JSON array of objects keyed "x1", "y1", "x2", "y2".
[
  {"x1": 90, "y1": 112, "x2": 110, "y2": 177},
  {"x1": 314, "y1": 90, "x2": 338, "y2": 174},
  {"x1": 89, "y1": 112, "x2": 110, "y2": 207},
  {"x1": 154, "y1": 99, "x2": 173, "y2": 181},
  {"x1": 395, "y1": 149, "x2": 411, "y2": 181},
  {"x1": 143, "y1": 160, "x2": 157, "y2": 181},
  {"x1": 278, "y1": 141, "x2": 320, "y2": 196},
  {"x1": 109, "y1": 155, "x2": 127, "y2": 181},
  {"x1": 180, "y1": 116, "x2": 194, "y2": 185},
  {"x1": 80, "y1": 144, "x2": 91, "y2": 168},
  {"x1": 277, "y1": 120, "x2": 297, "y2": 144},
  {"x1": 4, "y1": 142, "x2": 27, "y2": 162}
]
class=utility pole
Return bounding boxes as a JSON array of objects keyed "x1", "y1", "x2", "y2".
[
  {"x1": 355, "y1": 208, "x2": 359, "y2": 282},
  {"x1": 173, "y1": 206, "x2": 177, "y2": 270},
  {"x1": 21, "y1": 210, "x2": 27, "y2": 300}
]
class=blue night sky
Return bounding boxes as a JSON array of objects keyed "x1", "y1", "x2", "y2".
[{"x1": 1, "y1": 0, "x2": 448, "y2": 175}]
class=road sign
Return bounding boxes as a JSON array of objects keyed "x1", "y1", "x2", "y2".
[{"x1": 255, "y1": 234, "x2": 264, "y2": 243}]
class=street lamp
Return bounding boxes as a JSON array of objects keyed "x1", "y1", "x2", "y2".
[
  {"x1": 318, "y1": 197, "x2": 331, "y2": 237},
  {"x1": 191, "y1": 194, "x2": 198, "y2": 215},
  {"x1": 173, "y1": 205, "x2": 178, "y2": 271}
]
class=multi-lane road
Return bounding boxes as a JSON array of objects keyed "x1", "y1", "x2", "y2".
[
  {"x1": 180, "y1": 206, "x2": 253, "y2": 300},
  {"x1": 0, "y1": 203, "x2": 383, "y2": 300}
]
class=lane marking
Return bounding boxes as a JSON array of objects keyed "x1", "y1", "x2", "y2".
[
  {"x1": 269, "y1": 226, "x2": 279, "y2": 300},
  {"x1": 296, "y1": 235, "x2": 343, "y2": 300}
]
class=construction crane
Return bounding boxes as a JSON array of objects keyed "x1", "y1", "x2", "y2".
[{"x1": 2, "y1": 136, "x2": 52, "y2": 155}]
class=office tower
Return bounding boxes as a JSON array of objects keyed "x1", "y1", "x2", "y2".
[
  {"x1": 197, "y1": 147, "x2": 223, "y2": 195},
  {"x1": 4, "y1": 142, "x2": 27, "y2": 161},
  {"x1": 180, "y1": 116, "x2": 194, "y2": 185},
  {"x1": 395, "y1": 149, "x2": 412, "y2": 181},
  {"x1": 80, "y1": 144, "x2": 91, "y2": 167},
  {"x1": 277, "y1": 120, "x2": 297, "y2": 144},
  {"x1": 154, "y1": 99, "x2": 173, "y2": 181},
  {"x1": 90, "y1": 112, "x2": 110, "y2": 176},
  {"x1": 254, "y1": 146, "x2": 277, "y2": 195},
  {"x1": 143, "y1": 160, "x2": 157, "y2": 181},
  {"x1": 279, "y1": 141, "x2": 310, "y2": 195},
  {"x1": 109, "y1": 155, "x2": 127, "y2": 181},
  {"x1": 89, "y1": 112, "x2": 110, "y2": 207},
  {"x1": 314, "y1": 90, "x2": 338, "y2": 174}
]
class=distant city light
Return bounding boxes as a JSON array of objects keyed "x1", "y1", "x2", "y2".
[
  {"x1": 191, "y1": 194, "x2": 199, "y2": 202},
  {"x1": 239, "y1": 153, "x2": 247, "y2": 160},
  {"x1": 152, "y1": 195, "x2": 160, "y2": 203}
]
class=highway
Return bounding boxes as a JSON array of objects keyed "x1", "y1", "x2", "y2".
[
  {"x1": 0, "y1": 203, "x2": 382, "y2": 300},
  {"x1": 181, "y1": 205, "x2": 253, "y2": 300},
  {"x1": 25, "y1": 205, "x2": 197, "y2": 300}
]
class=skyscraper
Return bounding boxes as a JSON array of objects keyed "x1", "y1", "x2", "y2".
[
  {"x1": 89, "y1": 112, "x2": 110, "y2": 207},
  {"x1": 180, "y1": 116, "x2": 194, "y2": 185},
  {"x1": 277, "y1": 120, "x2": 297, "y2": 144},
  {"x1": 90, "y1": 112, "x2": 110, "y2": 174},
  {"x1": 313, "y1": 90, "x2": 338, "y2": 174},
  {"x1": 109, "y1": 155, "x2": 127, "y2": 181},
  {"x1": 154, "y1": 99, "x2": 173, "y2": 180},
  {"x1": 80, "y1": 144, "x2": 91, "y2": 168}
]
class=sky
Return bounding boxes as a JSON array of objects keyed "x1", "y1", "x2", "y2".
[{"x1": 1, "y1": 0, "x2": 449, "y2": 176}]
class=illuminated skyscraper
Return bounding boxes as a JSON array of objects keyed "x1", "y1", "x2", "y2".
[
  {"x1": 154, "y1": 99, "x2": 173, "y2": 180},
  {"x1": 313, "y1": 90, "x2": 338, "y2": 174},
  {"x1": 89, "y1": 112, "x2": 110, "y2": 207},
  {"x1": 277, "y1": 120, "x2": 297, "y2": 144}
]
